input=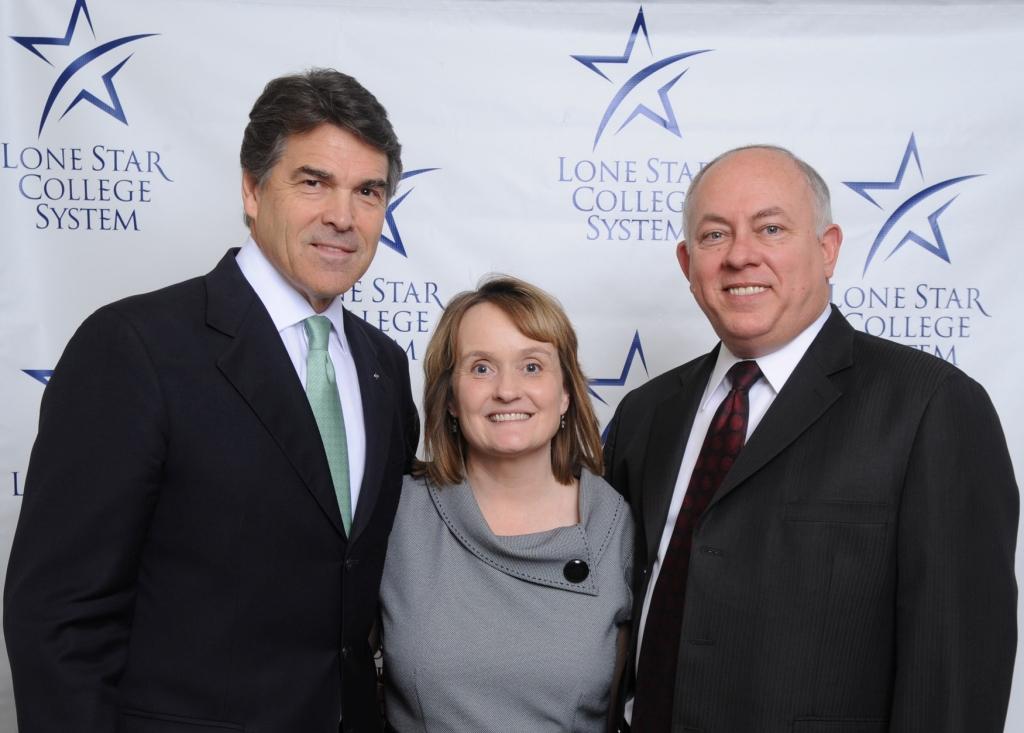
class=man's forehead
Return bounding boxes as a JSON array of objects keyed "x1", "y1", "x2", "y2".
[
  {"x1": 695, "y1": 152, "x2": 811, "y2": 213},
  {"x1": 708, "y1": 148, "x2": 802, "y2": 185},
  {"x1": 277, "y1": 125, "x2": 387, "y2": 172}
]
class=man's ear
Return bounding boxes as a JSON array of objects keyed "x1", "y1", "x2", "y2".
[
  {"x1": 241, "y1": 171, "x2": 261, "y2": 225},
  {"x1": 820, "y1": 224, "x2": 843, "y2": 278},
  {"x1": 677, "y1": 240, "x2": 692, "y2": 281}
]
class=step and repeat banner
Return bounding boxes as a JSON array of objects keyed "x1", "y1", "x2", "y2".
[{"x1": 2, "y1": 0, "x2": 1022, "y2": 728}]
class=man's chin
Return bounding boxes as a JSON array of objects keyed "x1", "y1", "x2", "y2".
[{"x1": 716, "y1": 324, "x2": 777, "y2": 358}]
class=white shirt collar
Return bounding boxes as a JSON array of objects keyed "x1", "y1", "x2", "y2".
[
  {"x1": 235, "y1": 237, "x2": 349, "y2": 350},
  {"x1": 700, "y1": 304, "x2": 832, "y2": 410}
]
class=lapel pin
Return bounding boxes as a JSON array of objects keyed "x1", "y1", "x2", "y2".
[{"x1": 373, "y1": 372, "x2": 380, "y2": 379}]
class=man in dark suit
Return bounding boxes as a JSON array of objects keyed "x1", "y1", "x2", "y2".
[
  {"x1": 605, "y1": 145, "x2": 1017, "y2": 733},
  {"x1": 4, "y1": 69, "x2": 418, "y2": 733}
]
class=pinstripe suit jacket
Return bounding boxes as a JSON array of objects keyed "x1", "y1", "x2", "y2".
[{"x1": 604, "y1": 306, "x2": 1018, "y2": 733}]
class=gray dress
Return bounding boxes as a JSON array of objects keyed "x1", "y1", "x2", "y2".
[{"x1": 380, "y1": 470, "x2": 634, "y2": 733}]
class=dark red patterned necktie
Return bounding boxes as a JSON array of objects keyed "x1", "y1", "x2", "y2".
[{"x1": 632, "y1": 360, "x2": 762, "y2": 733}]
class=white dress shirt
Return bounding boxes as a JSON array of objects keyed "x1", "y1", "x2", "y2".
[
  {"x1": 625, "y1": 305, "x2": 832, "y2": 720},
  {"x1": 235, "y1": 238, "x2": 366, "y2": 513}
]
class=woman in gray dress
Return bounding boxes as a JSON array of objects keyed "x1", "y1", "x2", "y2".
[{"x1": 380, "y1": 276, "x2": 634, "y2": 732}]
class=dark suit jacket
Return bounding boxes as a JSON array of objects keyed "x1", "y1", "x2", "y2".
[
  {"x1": 4, "y1": 250, "x2": 419, "y2": 733},
  {"x1": 604, "y1": 307, "x2": 1017, "y2": 733}
]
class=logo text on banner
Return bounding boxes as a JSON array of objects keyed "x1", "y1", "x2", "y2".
[
  {"x1": 560, "y1": 6, "x2": 711, "y2": 243},
  {"x1": 5, "y1": 0, "x2": 171, "y2": 232},
  {"x1": 839, "y1": 134, "x2": 990, "y2": 365}
]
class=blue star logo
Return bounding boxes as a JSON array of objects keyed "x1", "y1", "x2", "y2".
[
  {"x1": 843, "y1": 134, "x2": 982, "y2": 276},
  {"x1": 587, "y1": 331, "x2": 649, "y2": 441},
  {"x1": 10, "y1": 0, "x2": 157, "y2": 136},
  {"x1": 23, "y1": 370, "x2": 54, "y2": 386},
  {"x1": 380, "y1": 167, "x2": 439, "y2": 257},
  {"x1": 571, "y1": 6, "x2": 711, "y2": 150}
]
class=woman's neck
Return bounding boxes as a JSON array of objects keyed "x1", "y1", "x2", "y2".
[{"x1": 465, "y1": 451, "x2": 579, "y2": 536}]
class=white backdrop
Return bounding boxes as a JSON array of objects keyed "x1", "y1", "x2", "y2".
[{"x1": 2, "y1": 0, "x2": 1022, "y2": 729}]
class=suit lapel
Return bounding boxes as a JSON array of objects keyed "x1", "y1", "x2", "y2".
[
  {"x1": 344, "y1": 309, "x2": 396, "y2": 545},
  {"x1": 206, "y1": 251, "x2": 346, "y2": 538},
  {"x1": 640, "y1": 352, "x2": 716, "y2": 561},
  {"x1": 708, "y1": 307, "x2": 854, "y2": 510}
]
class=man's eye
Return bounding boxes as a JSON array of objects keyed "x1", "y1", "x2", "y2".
[
  {"x1": 702, "y1": 231, "x2": 723, "y2": 241},
  {"x1": 524, "y1": 362, "x2": 541, "y2": 374},
  {"x1": 360, "y1": 186, "x2": 383, "y2": 199},
  {"x1": 763, "y1": 224, "x2": 782, "y2": 235},
  {"x1": 303, "y1": 179, "x2": 322, "y2": 188}
]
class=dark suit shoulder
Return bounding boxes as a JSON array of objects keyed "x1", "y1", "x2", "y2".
[
  {"x1": 847, "y1": 327, "x2": 981, "y2": 399},
  {"x1": 115, "y1": 272, "x2": 206, "y2": 305},
  {"x1": 97, "y1": 274, "x2": 206, "y2": 323},
  {"x1": 66, "y1": 274, "x2": 222, "y2": 373}
]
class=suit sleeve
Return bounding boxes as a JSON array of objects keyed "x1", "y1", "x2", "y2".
[
  {"x1": 3, "y1": 307, "x2": 166, "y2": 733},
  {"x1": 603, "y1": 391, "x2": 633, "y2": 504},
  {"x1": 603, "y1": 407, "x2": 620, "y2": 483},
  {"x1": 890, "y1": 373, "x2": 1018, "y2": 732}
]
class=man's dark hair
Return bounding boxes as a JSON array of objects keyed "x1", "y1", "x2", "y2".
[{"x1": 240, "y1": 68, "x2": 402, "y2": 225}]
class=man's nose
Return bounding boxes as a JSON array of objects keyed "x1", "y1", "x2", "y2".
[
  {"x1": 724, "y1": 229, "x2": 760, "y2": 268},
  {"x1": 323, "y1": 191, "x2": 354, "y2": 231}
]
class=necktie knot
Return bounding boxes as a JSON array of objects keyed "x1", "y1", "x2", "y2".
[
  {"x1": 304, "y1": 315, "x2": 332, "y2": 352},
  {"x1": 728, "y1": 360, "x2": 762, "y2": 393}
]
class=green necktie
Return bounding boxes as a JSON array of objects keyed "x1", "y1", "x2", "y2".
[{"x1": 304, "y1": 315, "x2": 352, "y2": 534}]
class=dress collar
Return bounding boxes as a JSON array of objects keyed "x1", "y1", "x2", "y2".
[{"x1": 427, "y1": 470, "x2": 624, "y2": 596}]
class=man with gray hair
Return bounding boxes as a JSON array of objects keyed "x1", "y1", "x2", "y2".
[
  {"x1": 5, "y1": 68, "x2": 418, "y2": 733},
  {"x1": 605, "y1": 145, "x2": 1017, "y2": 732}
]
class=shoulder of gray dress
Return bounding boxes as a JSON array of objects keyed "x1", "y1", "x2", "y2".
[{"x1": 580, "y1": 469, "x2": 635, "y2": 567}]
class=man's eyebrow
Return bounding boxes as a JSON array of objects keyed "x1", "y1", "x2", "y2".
[
  {"x1": 697, "y1": 213, "x2": 730, "y2": 228},
  {"x1": 752, "y1": 207, "x2": 787, "y2": 221},
  {"x1": 360, "y1": 178, "x2": 388, "y2": 190},
  {"x1": 293, "y1": 165, "x2": 333, "y2": 181}
]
